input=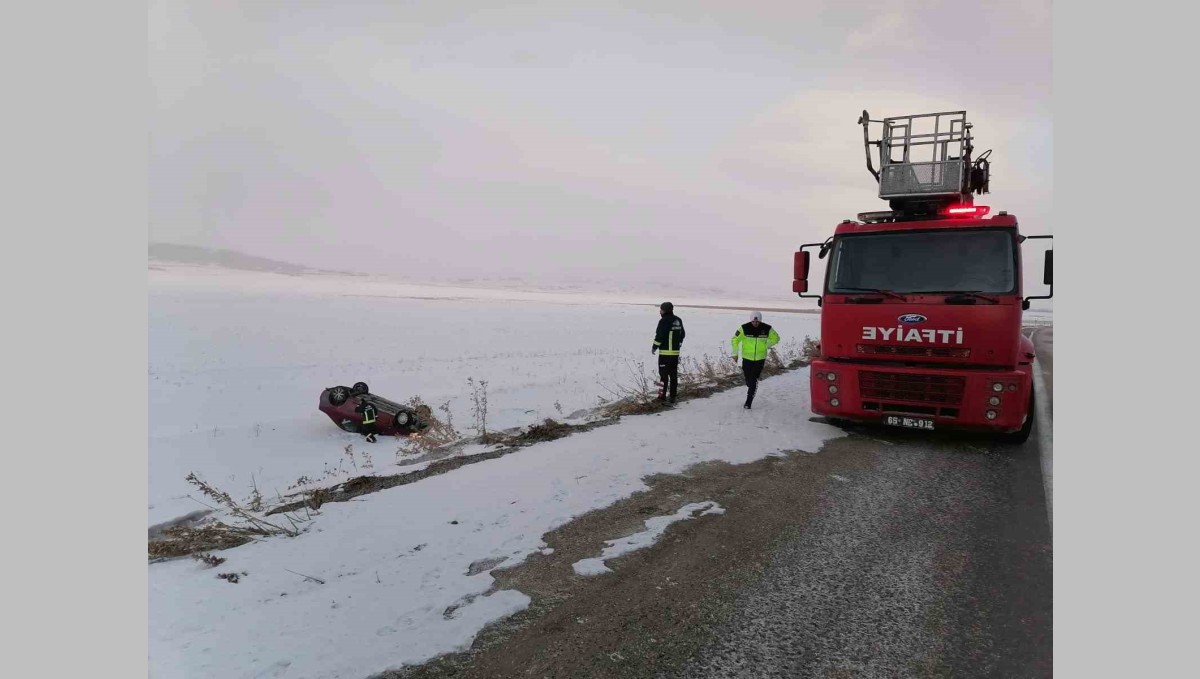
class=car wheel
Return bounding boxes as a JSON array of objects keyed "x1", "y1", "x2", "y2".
[
  {"x1": 394, "y1": 411, "x2": 411, "y2": 427},
  {"x1": 352, "y1": 382, "x2": 369, "y2": 395},
  {"x1": 329, "y1": 386, "x2": 350, "y2": 406}
]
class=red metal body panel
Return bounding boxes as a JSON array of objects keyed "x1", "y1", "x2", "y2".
[
  {"x1": 820, "y1": 298, "x2": 1023, "y2": 367},
  {"x1": 810, "y1": 359, "x2": 1032, "y2": 432}
]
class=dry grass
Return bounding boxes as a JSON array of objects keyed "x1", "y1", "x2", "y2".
[
  {"x1": 801, "y1": 335, "x2": 821, "y2": 361},
  {"x1": 185, "y1": 473, "x2": 303, "y2": 537},
  {"x1": 468, "y1": 377, "x2": 496, "y2": 444},
  {"x1": 247, "y1": 475, "x2": 263, "y2": 513},
  {"x1": 596, "y1": 358, "x2": 664, "y2": 416},
  {"x1": 507, "y1": 418, "x2": 574, "y2": 444},
  {"x1": 149, "y1": 473, "x2": 312, "y2": 561},
  {"x1": 597, "y1": 343, "x2": 812, "y2": 418},
  {"x1": 192, "y1": 552, "x2": 226, "y2": 568},
  {"x1": 394, "y1": 397, "x2": 464, "y2": 460},
  {"x1": 148, "y1": 522, "x2": 259, "y2": 560}
]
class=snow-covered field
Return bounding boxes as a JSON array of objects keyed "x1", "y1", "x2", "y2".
[
  {"x1": 149, "y1": 266, "x2": 822, "y2": 530},
  {"x1": 148, "y1": 267, "x2": 846, "y2": 678}
]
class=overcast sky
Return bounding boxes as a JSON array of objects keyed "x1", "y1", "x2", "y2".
[{"x1": 149, "y1": 0, "x2": 1051, "y2": 298}]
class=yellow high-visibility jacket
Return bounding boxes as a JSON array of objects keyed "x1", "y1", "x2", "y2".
[{"x1": 732, "y1": 322, "x2": 779, "y2": 361}]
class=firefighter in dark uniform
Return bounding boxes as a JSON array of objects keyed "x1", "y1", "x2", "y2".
[
  {"x1": 355, "y1": 398, "x2": 379, "y2": 443},
  {"x1": 652, "y1": 302, "x2": 685, "y2": 403},
  {"x1": 731, "y1": 311, "x2": 780, "y2": 409}
]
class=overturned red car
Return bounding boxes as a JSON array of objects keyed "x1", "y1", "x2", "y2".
[{"x1": 318, "y1": 382, "x2": 430, "y2": 437}]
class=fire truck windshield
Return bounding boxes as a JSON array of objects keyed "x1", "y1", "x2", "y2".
[{"x1": 826, "y1": 229, "x2": 1016, "y2": 295}]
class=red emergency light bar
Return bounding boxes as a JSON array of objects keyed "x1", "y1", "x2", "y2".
[{"x1": 944, "y1": 205, "x2": 990, "y2": 217}]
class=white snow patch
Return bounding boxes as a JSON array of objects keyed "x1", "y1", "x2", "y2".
[
  {"x1": 572, "y1": 501, "x2": 726, "y2": 576},
  {"x1": 831, "y1": 474, "x2": 850, "y2": 483},
  {"x1": 148, "y1": 270, "x2": 844, "y2": 678}
]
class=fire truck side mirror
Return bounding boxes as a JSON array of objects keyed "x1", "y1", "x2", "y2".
[
  {"x1": 795, "y1": 251, "x2": 810, "y2": 281},
  {"x1": 795, "y1": 244, "x2": 824, "y2": 304},
  {"x1": 1022, "y1": 235, "x2": 1053, "y2": 308}
]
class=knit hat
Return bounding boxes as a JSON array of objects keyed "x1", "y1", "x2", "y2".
[
  {"x1": 751, "y1": 311, "x2": 762, "y2": 322},
  {"x1": 660, "y1": 302, "x2": 674, "y2": 312}
]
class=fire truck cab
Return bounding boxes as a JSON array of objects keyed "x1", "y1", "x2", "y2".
[{"x1": 792, "y1": 111, "x2": 1053, "y2": 443}]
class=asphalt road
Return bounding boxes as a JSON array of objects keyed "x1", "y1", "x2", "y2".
[
  {"x1": 685, "y1": 330, "x2": 1053, "y2": 678},
  {"x1": 392, "y1": 334, "x2": 1054, "y2": 679},
  {"x1": 1033, "y1": 326, "x2": 1054, "y2": 417},
  {"x1": 680, "y1": 432, "x2": 1052, "y2": 678}
]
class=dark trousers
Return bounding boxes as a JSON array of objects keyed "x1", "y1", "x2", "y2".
[
  {"x1": 742, "y1": 359, "x2": 765, "y2": 405},
  {"x1": 361, "y1": 422, "x2": 377, "y2": 441},
  {"x1": 658, "y1": 354, "x2": 679, "y2": 402}
]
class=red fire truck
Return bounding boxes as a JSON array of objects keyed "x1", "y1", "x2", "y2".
[{"x1": 792, "y1": 111, "x2": 1052, "y2": 443}]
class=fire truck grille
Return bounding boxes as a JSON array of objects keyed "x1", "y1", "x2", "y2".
[
  {"x1": 857, "y1": 344, "x2": 971, "y2": 358},
  {"x1": 859, "y1": 371, "x2": 966, "y2": 406}
]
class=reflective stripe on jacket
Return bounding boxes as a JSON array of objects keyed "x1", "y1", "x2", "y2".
[
  {"x1": 653, "y1": 314, "x2": 685, "y2": 356},
  {"x1": 731, "y1": 323, "x2": 780, "y2": 362}
]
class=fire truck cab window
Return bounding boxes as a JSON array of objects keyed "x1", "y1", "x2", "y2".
[{"x1": 827, "y1": 229, "x2": 1015, "y2": 294}]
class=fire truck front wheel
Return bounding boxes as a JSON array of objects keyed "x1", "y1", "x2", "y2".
[{"x1": 998, "y1": 389, "x2": 1035, "y2": 445}]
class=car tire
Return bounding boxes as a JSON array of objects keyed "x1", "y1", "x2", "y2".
[
  {"x1": 352, "y1": 382, "x2": 369, "y2": 395},
  {"x1": 329, "y1": 386, "x2": 350, "y2": 406},
  {"x1": 394, "y1": 411, "x2": 411, "y2": 427}
]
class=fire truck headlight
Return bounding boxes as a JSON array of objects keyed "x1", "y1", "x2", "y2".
[
  {"x1": 991, "y1": 382, "x2": 1003, "y2": 392},
  {"x1": 827, "y1": 372, "x2": 837, "y2": 382},
  {"x1": 988, "y1": 396, "x2": 1001, "y2": 406},
  {"x1": 829, "y1": 385, "x2": 839, "y2": 395},
  {"x1": 830, "y1": 398, "x2": 840, "y2": 407},
  {"x1": 1007, "y1": 383, "x2": 1017, "y2": 392},
  {"x1": 985, "y1": 410, "x2": 998, "y2": 420}
]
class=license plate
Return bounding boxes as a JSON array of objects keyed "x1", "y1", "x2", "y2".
[{"x1": 884, "y1": 415, "x2": 935, "y2": 430}]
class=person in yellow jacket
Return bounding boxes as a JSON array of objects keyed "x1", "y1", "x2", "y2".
[{"x1": 730, "y1": 311, "x2": 780, "y2": 409}]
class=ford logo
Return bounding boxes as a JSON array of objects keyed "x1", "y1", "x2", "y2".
[{"x1": 898, "y1": 314, "x2": 927, "y2": 324}]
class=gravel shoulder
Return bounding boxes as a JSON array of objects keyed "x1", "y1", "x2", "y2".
[{"x1": 382, "y1": 420, "x2": 1052, "y2": 679}]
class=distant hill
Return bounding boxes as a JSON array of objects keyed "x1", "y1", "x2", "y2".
[
  {"x1": 148, "y1": 243, "x2": 354, "y2": 276},
  {"x1": 147, "y1": 243, "x2": 813, "y2": 303}
]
